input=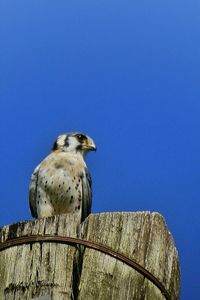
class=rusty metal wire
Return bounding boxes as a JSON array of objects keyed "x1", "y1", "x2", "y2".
[{"x1": 0, "y1": 235, "x2": 170, "y2": 300}]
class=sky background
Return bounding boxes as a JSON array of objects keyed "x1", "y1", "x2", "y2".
[{"x1": 0, "y1": 1, "x2": 199, "y2": 299}]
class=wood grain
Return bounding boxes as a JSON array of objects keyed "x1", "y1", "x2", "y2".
[{"x1": 0, "y1": 212, "x2": 180, "y2": 300}]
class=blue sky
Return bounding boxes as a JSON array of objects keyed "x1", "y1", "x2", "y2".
[{"x1": 0, "y1": 1, "x2": 199, "y2": 299}]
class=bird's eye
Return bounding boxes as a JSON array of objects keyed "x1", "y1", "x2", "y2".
[{"x1": 76, "y1": 134, "x2": 85, "y2": 140}]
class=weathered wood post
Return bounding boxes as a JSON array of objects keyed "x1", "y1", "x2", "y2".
[{"x1": 0, "y1": 212, "x2": 180, "y2": 300}]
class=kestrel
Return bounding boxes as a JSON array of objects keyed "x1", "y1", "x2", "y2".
[{"x1": 29, "y1": 132, "x2": 96, "y2": 222}]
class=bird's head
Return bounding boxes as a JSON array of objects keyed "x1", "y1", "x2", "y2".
[{"x1": 52, "y1": 132, "x2": 96, "y2": 156}]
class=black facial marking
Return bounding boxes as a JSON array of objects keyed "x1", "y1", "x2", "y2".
[
  {"x1": 52, "y1": 141, "x2": 58, "y2": 151},
  {"x1": 64, "y1": 136, "x2": 69, "y2": 147},
  {"x1": 76, "y1": 145, "x2": 82, "y2": 151}
]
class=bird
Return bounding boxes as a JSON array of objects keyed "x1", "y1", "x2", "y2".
[{"x1": 29, "y1": 132, "x2": 96, "y2": 223}]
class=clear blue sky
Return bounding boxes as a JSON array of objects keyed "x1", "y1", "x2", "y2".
[{"x1": 0, "y1": 1, "x2": 199, "y2": 299}]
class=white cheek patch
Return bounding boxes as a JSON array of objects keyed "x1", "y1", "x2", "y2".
[
  {"x1": 57, "y1": 135, "x2": 66, "y2": 147},
  {"x1": 66, "y1": 136, "x2": 79, "y2": 152}
]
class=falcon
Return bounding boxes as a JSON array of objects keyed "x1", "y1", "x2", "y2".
[{"x1": 29, "y1": 132, "x2": 96, "y2": 222}]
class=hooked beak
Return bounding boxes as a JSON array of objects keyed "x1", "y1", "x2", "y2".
[
  {"x1": 85, "y1": 137, "x2": 97, "y2": 152},
  {"x1": 90, "y1": 144, "x2": 97, "y2": 151}
]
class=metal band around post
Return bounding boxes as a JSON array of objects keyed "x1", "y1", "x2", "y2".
[{"x1": 0, "y1": 235, "x2": 171, "y2": 300}]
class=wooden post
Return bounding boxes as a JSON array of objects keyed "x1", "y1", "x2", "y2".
[{"x1": 0, "y1": 212, "x2": 180, "y2": 300}]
